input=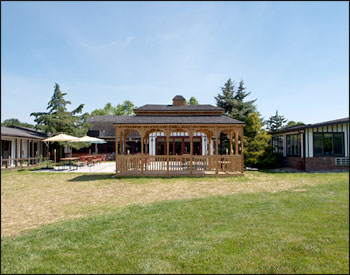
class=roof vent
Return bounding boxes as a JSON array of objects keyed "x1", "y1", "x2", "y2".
[{"x1": 172, "y1": 95, "x2": 186, "y2": 106}]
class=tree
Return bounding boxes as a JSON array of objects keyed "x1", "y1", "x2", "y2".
[
  {"x1": 30, "y1": 83, "x2": 90, "y2": 149},
  {"x1": 230, "y1": 80, "x2": 258, "y2": 123},
  {"x1": 215, "y1": 79, "x2": 259, "y2": 135},
  {"x1": 2, "y1": 118, "x2": 34, "y2": 128},
  {"x1": 90, "y1": 102, "x2": 116, "y2": 116},
  {"x1": 90, "y1": 100, "x2": 136, "y2": 116},
  {"x1": 215, "y1": 78, "x2": 236, "y2": 115},
  {"x1": 188, "y1": 97, "x2": 199, "y2": 105},
  {"x1": 286, "y1": 120, "x2": 304, "y2": 127},
  {"x1": 243, "y1": 113, "x2": 271, "y2": 167},
  {"x1": 265, "y1": 110, "x2": 287, "y2": 132},
  {"x1": 215, "y1": 79, "x2": 270, "y2": 167},
  {"x1": 115, "y1": 100, "x2": 135, "y2": 116}
]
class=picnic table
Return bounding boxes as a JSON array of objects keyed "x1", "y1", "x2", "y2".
[{"x1": 58, "y1": 157, "x2": 80, "y2": 170}]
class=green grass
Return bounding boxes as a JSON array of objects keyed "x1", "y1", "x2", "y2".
[{"x1": 1, "y1": 174, "x2": 348, "y2": 274}]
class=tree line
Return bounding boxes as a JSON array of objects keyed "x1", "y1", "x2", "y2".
[{"x1": 2, "y1": 81, "x2": 302, "y2": 167}]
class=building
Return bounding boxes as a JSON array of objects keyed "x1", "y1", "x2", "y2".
[
  {"x1": 1, "y1": 125, "x2": 47, "y2": 168},
  {"x1": 270, "y1": 118, "x2": 349, "y2": 171},
  {"x1": 113, "y1": 95, "x2": 245, "y2": 176}
]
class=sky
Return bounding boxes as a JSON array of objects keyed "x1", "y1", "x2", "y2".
[{"x1": 1, "y1": 1, "x2": 349, "y2": 125}]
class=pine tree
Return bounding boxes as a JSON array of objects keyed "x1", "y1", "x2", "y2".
[
  {"x1": 215, "y1": 79, "x2": 270, "y2": 167},
  {"x1": 215, "y1": 78, "x2": 236, "y2": 115},
  {"x1": 30, "y1": 83, "x2": 89, "y2": 148},
  {"x1": 265, "y1": 110, "x2": 287, "y2": 131},
  {"x1": 230, "y1": 80, "x2": 257, "y2": 123}
]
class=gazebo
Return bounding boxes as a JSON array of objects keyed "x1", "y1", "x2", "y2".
[{"x1": 114, "y1": 95, "x2": 245, "y2": 176}]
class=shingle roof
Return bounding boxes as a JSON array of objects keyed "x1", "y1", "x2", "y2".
[
  {"x1": 134, "y1": 104, "x2": 224, "y2": 112},
  {"x1": 270, "y1": 117, "x2": 349, "y2": 134},
  {"x1": 110, "y1": 115, "x2": 244, "y2": 125},
  {"x1": 1, "y1": 126, "x2": 47, "y2": 140}
]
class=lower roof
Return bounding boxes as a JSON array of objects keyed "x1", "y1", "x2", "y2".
[
  {"x1": 270, "y1": 117, "x2": 349, "y2": 134},
  {"x1": 1, "y1": 126, "x2": 47, "y2": 140},
  {"x1": 111, "y1": 115, "x2": 245, "y2": 125}
]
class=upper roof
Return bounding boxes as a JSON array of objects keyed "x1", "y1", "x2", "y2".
[
  {"x1": 134, "y1": 104, "x2": 225, "y2": 115},
  {"x1": 134, "y1": 95, "x2": 225, "y2": 115},
  {"x1": 1, "y1": 125, "x2": 47, "y2": 140},
  {"x1": 89, "y1": 115, "x2": 244, "y2": 125},
  {"x1": 110, "y1": 115, "x2": 244, "y2": 125},
  {"x1": 270, "y1": 117, "x2": 349, "y2": 134}
]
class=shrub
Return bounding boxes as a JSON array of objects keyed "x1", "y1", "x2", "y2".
[{"x1": 256, "y1": 146, "x2": 283, "y2": 169}]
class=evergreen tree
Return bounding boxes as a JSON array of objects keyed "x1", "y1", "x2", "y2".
[
  {"x1": 244, "y1": 113, "x2": 271, "y2": 166},
  {"x1": 215, "y1": 79, "x2": 270, "y2": 167},
  {"x1": 230, "y1": 80, "x2": 257, "y2": 123},
  {"x1": 215, "y1": 78, "x2": 236, "y2": 115},
  {"x1": 188, "y1": 97, "x2": 199, "y2": 105},
  {"x1": 265, "y1": 110, "x2": 287, "y2": 131},
  {"x1": 30, "y1": 83, "x2": 90, "y2": 149}
]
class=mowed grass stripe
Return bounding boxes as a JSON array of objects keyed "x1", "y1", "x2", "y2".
[{"x1": 1, "y1": 179, "x2": 348, "y2": 274}]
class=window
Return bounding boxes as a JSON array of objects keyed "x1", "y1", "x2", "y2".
[
  {"x1": 286, "y1": 134, "x2": 301, "y2": 156},
  {"x1": 271, "y1": 136, "x2": 283, "y2": 153},
  {"x1": 313, "y1": 132, "x2": 344, "y2": 157}
]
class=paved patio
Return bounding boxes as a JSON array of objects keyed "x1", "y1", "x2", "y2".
[{"x1": 34, "y1": 162, "x2": 116, "y2": 173}]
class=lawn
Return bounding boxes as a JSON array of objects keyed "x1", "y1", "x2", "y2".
[{"x1": 1, "y1": 170, "x2": 349, "y2": 273}]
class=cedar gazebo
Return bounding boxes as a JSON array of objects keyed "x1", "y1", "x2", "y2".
[{"x1": 114, "y1": 96, "x2": 245, "y2": 176}]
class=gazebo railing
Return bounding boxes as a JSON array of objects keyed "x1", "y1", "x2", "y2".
[{"x1": 116, "y1": 155, "x2": 243, "y2": 175}]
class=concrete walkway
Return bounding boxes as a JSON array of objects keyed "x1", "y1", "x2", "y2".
[{"x1": 34, "y1": 162, "x2": 116, "y2": 173}]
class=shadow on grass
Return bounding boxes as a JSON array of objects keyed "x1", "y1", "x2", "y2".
[{"x1": 68, "y1": 174, "x2": 114, "y2": 182}]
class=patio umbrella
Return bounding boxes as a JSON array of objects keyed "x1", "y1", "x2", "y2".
[
  {"x1": 43, "y1": 133, "x2": 80, "y2": 142},
  {"x1": 71, "y1": 136, "x2": 106, "y2": 154},
  {"x1": 71, "y1": 136, "x2": 107, "y2": 144},
  {"x1": 43, "y1": 134, "x2": 80, "y2": 165}
]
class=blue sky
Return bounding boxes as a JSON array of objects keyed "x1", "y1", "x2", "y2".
[{"x1": 2, "y1": 1, "x2": 349, "y2": 125}]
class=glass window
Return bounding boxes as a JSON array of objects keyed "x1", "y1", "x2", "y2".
[
  {"x1": 323, "y1": 133, "x2": 333, "y2": 155},
  {"x1": 313, "y1": 133, "x2": 323, "y2": 156},
  {"x1": 334, "y1": 133, "x2": 344, "y2": 155},
  {"x1": 286, "y1": 134, "x2": 301, "y2": 156},
  {"x1": 313, "y1": 132, "x2": 344, "y2": 157}
]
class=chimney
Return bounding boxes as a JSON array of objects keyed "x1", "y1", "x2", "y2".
[{"x1": 172, "y1": 95, "x2": 186, "y2": 106}]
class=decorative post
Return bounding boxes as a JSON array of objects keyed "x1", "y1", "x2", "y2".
[
  {"x1": 235, "y1": 130, "x2": 239, "y2": 156},
  {"x1": 208, "y1": 133, "x2": 212, "y2": 170},
  {"x1": 115, "y1": 127, "x2": 119, "y2": 175},
  {"x1": 166, "y1": 128, "x2": 170, "y2": 176},
  {"x1": 141, "y1": 129, "x2": 144, "y2": 175},
  {"x1": 240, "y1": 127, "x2": 244, "y2": 174},
  {"x1": 215, "y1": 129, "x2": 219, "y2": 175},
  {"x1": 229, "y1": 131, "x2": 233, "y2": 155},
  {"x1": 189, "y1": 129, "x2": 193, "y2": 175},
  {"x1": 31, "y1": 141, "x2": 34, "y2": 164},
  {"x1": 123, "y1": 132, "x2": 127, "y2": 155}
]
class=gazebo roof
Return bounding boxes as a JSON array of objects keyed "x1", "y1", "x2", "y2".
[
  {"x1": 134, "y1": 104, "x2": 224, "y2": 112},
  {"x1": 112, "y1": 115, "x2": 244, "y2": 125}
]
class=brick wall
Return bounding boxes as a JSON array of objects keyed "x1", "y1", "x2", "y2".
[
  {"x1": 285, "y1": 156, "x2": 303, "y2": 169},
  {"x1": 305, "y1": 157, "x2": 349, "y2": 171},
  {"x1": 284, "y1": 156, "x2": 349, "y2": 171}
]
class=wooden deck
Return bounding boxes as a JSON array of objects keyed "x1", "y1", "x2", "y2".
[{"x1": 116, "y1": 155, "x2": 244, "y2": 177}]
